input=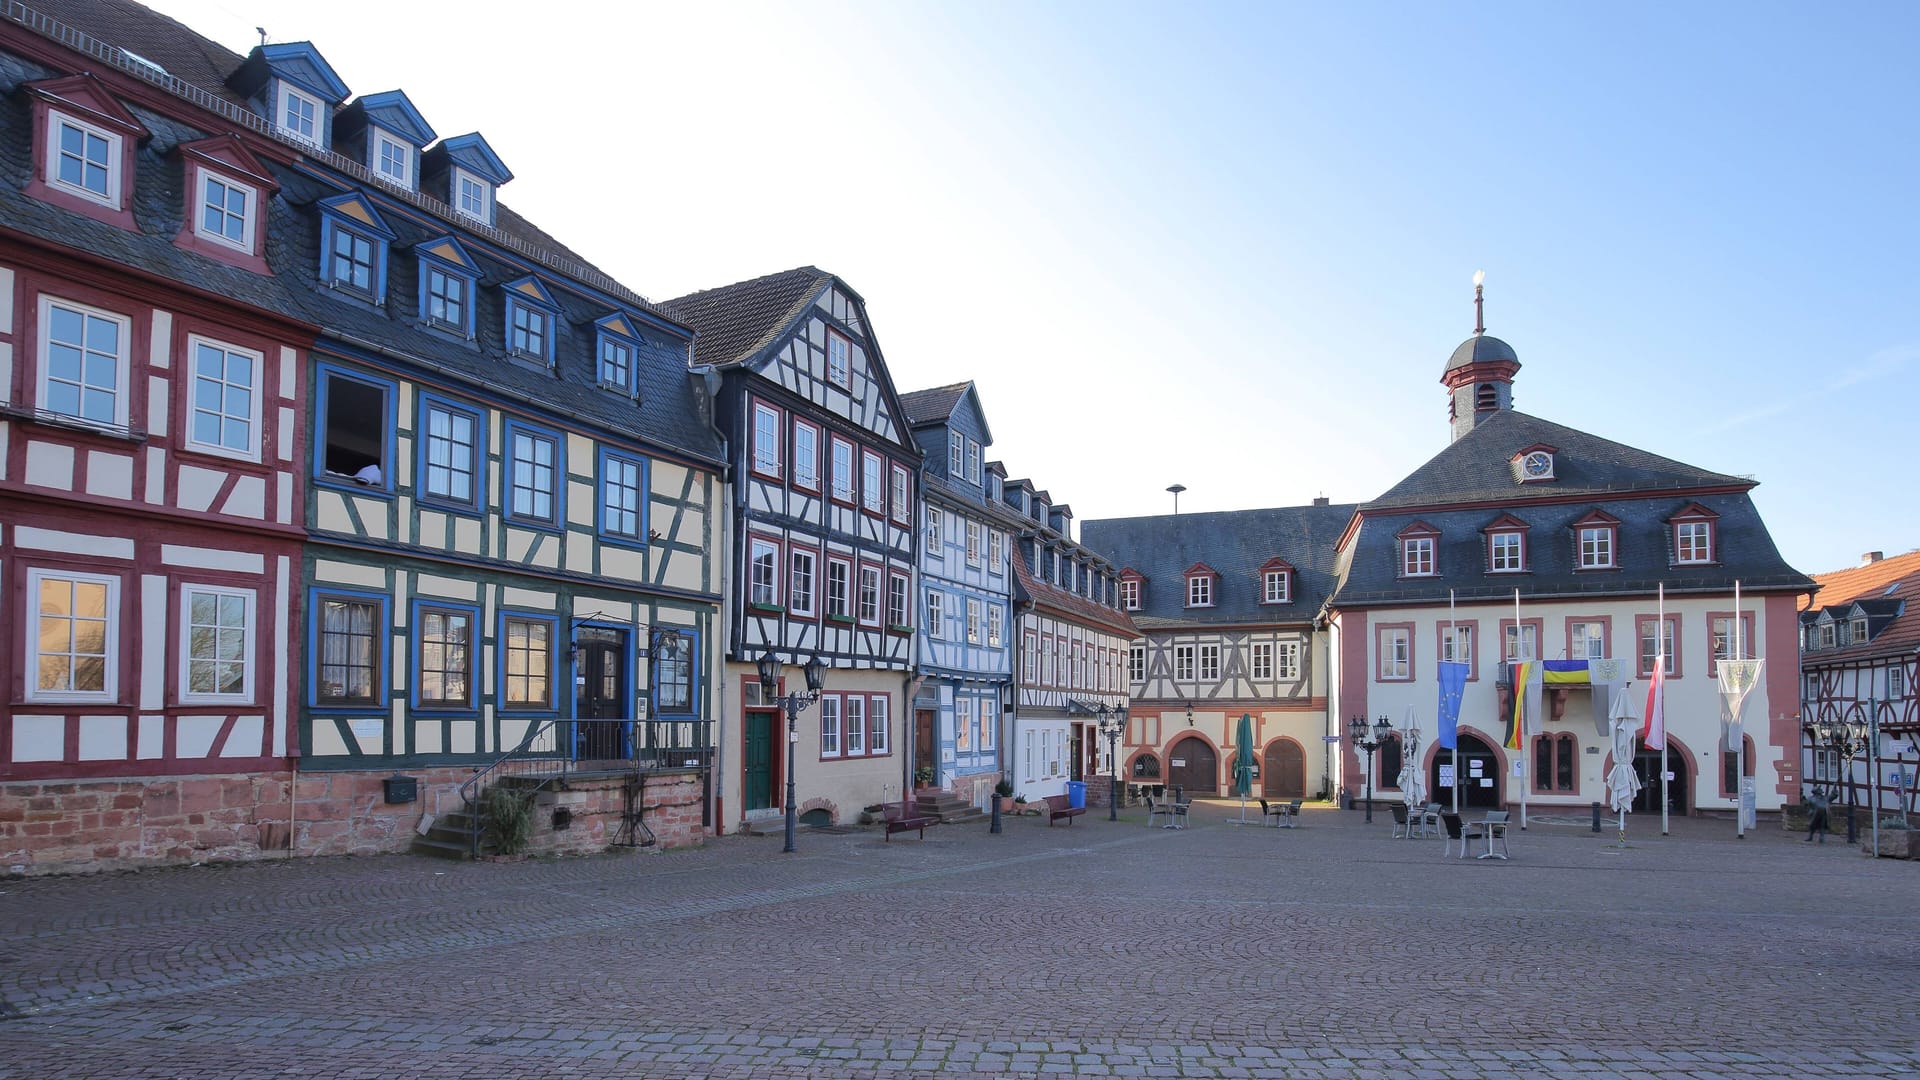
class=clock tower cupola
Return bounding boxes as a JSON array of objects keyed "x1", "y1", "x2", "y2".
[{"x1": 1442, "y1": 270, "x2": 1520, "y2": 443}]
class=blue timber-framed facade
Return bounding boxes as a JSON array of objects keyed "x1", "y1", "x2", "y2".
[
  {"x1": 901, "y1": 383, "x2": 1017, "y2": 808},
  {"x1": 665, "y1": 268, "x2": 920, "y2": 832}
]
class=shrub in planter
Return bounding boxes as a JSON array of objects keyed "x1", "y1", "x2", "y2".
[{"x1": 482, "y1": 786, "x2": 536, "y2": 856}]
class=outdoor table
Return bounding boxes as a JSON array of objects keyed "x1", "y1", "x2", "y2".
[{"x1": 1476, "y1": 815, "x2": 1510, "y2": 859}]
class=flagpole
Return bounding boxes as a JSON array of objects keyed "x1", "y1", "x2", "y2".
[
  {"x1": 1659, "y1": 583, "x2": 1669, "y2": 836},
  {"x1": 1735, "y1": 579, "x2": 1745, "y2": 839},
  {"x1": 1451, "y1": 589, "x2": 1459, "y2": 815},
  {"x1": 1516, "y1": 587, "x2": 1527, "y2": 830}
]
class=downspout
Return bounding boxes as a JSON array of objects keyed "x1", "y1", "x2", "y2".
[{"x1": 694, "y1": 363, "x2": 733, "y2": 835}]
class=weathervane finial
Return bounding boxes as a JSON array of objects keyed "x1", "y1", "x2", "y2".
[{"x1": 1472, "y1": 269, "x2": 1486, "y2": 336}]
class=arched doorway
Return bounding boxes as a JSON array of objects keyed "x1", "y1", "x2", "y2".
[
  {"x1": 1633, "y1": 748, "x2": 1688, "y2": 815},
  {"x1": 1167, "y1": 735, "x2": 1218, "y2": 796},
  {"x1": 1262, "y1": 738, "x2": 1305, "y2": 798},
  {"x1": 1432, "y1": 733, "x2": 1501, "y2": 809}
]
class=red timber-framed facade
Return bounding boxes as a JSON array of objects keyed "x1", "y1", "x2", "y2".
[
  {"x1": 0, "y1": 5, "x2": 313, "y2": 870},
  {"x1": 1799, "y1": 550, "x2": 1920, "y2": 818}
]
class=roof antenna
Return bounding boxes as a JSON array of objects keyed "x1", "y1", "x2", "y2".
[
  {"x1": 1472, "y1": 269, "x2": 1486, "y2": 336},
  {"x1": 256, "y1": 26, "x2": 268, "y2": 47},
  {"x1": 1166, "y1": 483, "x2": 1186, "y2": 515}
]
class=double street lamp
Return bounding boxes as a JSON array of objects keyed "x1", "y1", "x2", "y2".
[
  {"x1": 1096, "y1": 703, "x2": 1127, "y2": 822},
  {"x1": 1349, "y1": 714, "x2": 1393, "y2": 824},
  {"x1": 757, "y1": 653, "x2": 825, "y2": 854},
  {"x1": 1805, "y1": 715, "x2": 1870, "y2": 844}
]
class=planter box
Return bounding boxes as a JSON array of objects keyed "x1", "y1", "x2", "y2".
[{"x1": 1864, "y1": 830, "x2": 1920, "y2": 859}]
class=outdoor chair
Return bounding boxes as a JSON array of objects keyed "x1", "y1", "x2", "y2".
[
  {"x1": 1146, "y1": 796, "x2": 1176, "y2": 829},
  {"x1": 1168, "y1": 794, "x2": 1191, "y2": 829},
  {"x1": 1439, "y1": 812, "x2": 1485, "y2": 859},
  {"x1": 1419, "y1": 802, "x2": 1443, "y2": 837},
  {"x1": 1390, "y1": 802, "x2": 1412, "y2": 838},
  {"x1": 1280, "y1": 799, "x2": 1302, "y2": 828},
  {"x1": 1259, "y1": 797, "x2": 1284, "y2": 826}
]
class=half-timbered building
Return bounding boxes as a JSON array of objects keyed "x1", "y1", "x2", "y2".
[
  {"x1": 900, "y1": 383, "x2": 1017, "y2": 808},
  {"x1": 664, "y1": 268, "x2": 919, "y2": 831},
  {"x1": 1081, "y1": 502, "x2": 1355, "y2": 800},
  {"x1": 1323, "y1": 288, "x2": 1813, "y2": 817},
  {"x1": 1799, "y1": 549, "x2": 1919, "y2": 818},
  {"x1": 1001, "y1": 479, "x2": 1136, "y2": 803}
]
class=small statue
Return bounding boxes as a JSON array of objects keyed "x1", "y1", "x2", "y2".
[{"x1": 1804, "y1": 786, "x2": 1832, "y2": 844}]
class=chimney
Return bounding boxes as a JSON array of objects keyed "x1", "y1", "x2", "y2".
[
  {"x1": 1312, "y1": 496, "x2": 1330, "y2": 507},
  {"x1": 1862, "y1": 551, "x2": 1884, "y2": 565}
]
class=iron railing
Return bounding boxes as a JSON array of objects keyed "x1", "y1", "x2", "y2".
[{"x1": 460, "y1": 718, "x2": 714, "y2": 855}]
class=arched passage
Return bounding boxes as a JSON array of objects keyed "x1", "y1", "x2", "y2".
[{"x1": 1431, "y1": 730, "x2": 1502, "y2": 809}]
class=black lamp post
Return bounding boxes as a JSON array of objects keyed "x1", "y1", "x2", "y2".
[
  {"x1": 1807, "y1": 716, "x2": 1870, "y2": 845},
  {"x1": 1097, "y1": 704, "x2": 1127, "y2": 822},
  {"x1": 1349, "y1": 714, "x2": 1393, "y2": 824},
  {"x1": 757, "y1": 652, "x2": 825, "y2": 854}
]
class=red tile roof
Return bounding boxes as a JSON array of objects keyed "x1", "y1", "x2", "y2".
[{"x1": 1803, "y1": 549, "x2": 1920, "y2": 661}]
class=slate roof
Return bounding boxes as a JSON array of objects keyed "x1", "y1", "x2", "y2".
[
  {"x1": 921, "y1": 467, "x2": 1026, "y2": 527},
  {"x1": 662, "y1": 267, "x2": 833, "y2": 369},
  {"x1": 34, "y1": 0, "x2": 252, "y2": 107},
  {"x1": 1009, "y1": 544, "x2": 1138, "y2": 639},
  {"x1": 1369, "y1": 409, "x2": 1750, "y2": 510},
  {"x1": 1079, "y1": 503, "x2": 1360, "y2": 629},
  {"x1": 1443, "y1": 333, "x2": 1519, "y2": 375},
  {"x1": 1801, "y1": 550, "x2": 1920, "y2": 663},
  {"x1": 900, "y1": 382, "x2": 969, "y2": 426}
]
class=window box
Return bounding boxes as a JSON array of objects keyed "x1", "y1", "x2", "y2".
[{"x1": 827, "y1": 613, "x2": 856, "y2": 626}]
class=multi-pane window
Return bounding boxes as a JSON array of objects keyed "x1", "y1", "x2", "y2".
[
  {"x1": 1121, "y1": 579, "x2": 1140, "y2": 610},
  {"x1": 826, "y1": 331, "x2": 851, "y2": 387},
  {"x1": 199, "y1": 175, "x2": 251, "y2": 248},
  {"x1": 925, "y1": 507, "x2": 943, "y2": 552},
  {"x1": 416, "y1": 606, "x2": 470, "y2": 706},
  {"x1": 30, "y1": 571, "x2": 115, "y2": 698},
  {"x1": 52, "y1": 116, "x2": 114, "y2": 202},
  {"x1": 979, "y1": 699, "x2": 996, "y2": 751},
  {"x1": 423, "y1": 403, "x2": 477, "y2": 504},
  {"x1": 503, "y1": 616, "x2": 551, "y2": 707},
  {"x1": 858, "y1": 566, "x2": 881, "y2": 625},
  {"x1": 927, "y1": 591, "x2": 945, "y2": 640},
  {"x1": 601, "y1": 454, "x2": 644, "y2": 539},
  {"x1": 845, "y1": 695, "x2": 866, "y2": 755},
  {"x1": 509, "y1": 303, "x2": 548, "y2": 360},
  {"x1": 1490, "y1": 532, "x2": 1524, "y2": 571},
  {"x1": 596, "y1": 335, "x2": 634, "y2": 389},
  {"x1": 1504, "y1": 624, "x2": 1539, "y2": 662},
  {"x1": 1025, "y1": 634, "x2": 1039, "y2": 682},
  {"x1": 1637, "y1": 617, "x2": 1677, "y2": 678},
  {"x1": 1676, "y1": 521, "x2": 1713, "y2": 564},
  {"x1": 966, "y1": 598, "x2": 982, "y2": 644},
  {"x1": 1403, "y1": 537, "x2": 1435, "y2": 576},
  {"x1": 41, "y1": 298, "x2": 127, "y2": 426},
  {"x1": 1263, "y1": 571, "x2": 1290, "y2": 604},
  {"x1": 1534, "y1": 734, "x2": 1577, "y2": 793},
  {"x1": 827, "y1": 560, "x2": 850, "y2": 619},
  {"x1": 1849, "y1": 617, "x2": 1868, "y2": 645},
  {"x1": 888, "y1": 573, "x2": 909, "y2": 627},
  {"x1": 956, "y1": 696, "x2": 973, "y2": 752},
  {"x1": 1441, "y1": 624, "x2": 1473, "y2": 669},
  {"x1": 752, "y1": 403, "x2": 781, "y2": 476},
  {"x1": 329, "y1": 227, "x2": 376, "y2": 295},
  {"x1": 749, "y1": 539, "x2": 779, "y2": 606},
  {"x1": 870, "y1": 696, "x2": 890, "y2": 754},
  {"x1": 1578, "y1": 526, "x2": 1615, "y2": 569},
  {"x1": 188, "y1": 339, "x2": 258, "y2": 456},
  {"x1": 1379, "y1": 627, "x2": 1411, "y2": 680},
  {"x1": 788, "y1": 550, "x2": 816, "y2": 616},
  {"x1": 182, "y1": 586, "x2": 251, "y2": 700},
  {"x1": 1252, "y1": 642, "x2": 1274, "y2": 680},
  {"x1": 831, "y1": 438, "x2": 855, "y2": 502},
  {"x1": 1175, "y1": 644, "x2": 1196, "y2": 681},
  {"x1": 1129, "y1": 642, "x2": 1146, "y2": 683},
  {"x1": 457, "y1": 174, "x2": 488, "y2": 221},
  {"x1": 966, "y1": 442, "x2": 980, "y2": 484},
  {"x1": 862, "y1": 452, "x2": 884, "y2": 513},
  {"x1": 1275, "y1": 641, "x2": 1300, "y2": 680},
  {"x1": 989, "y1": 530, "x2": 1004, "y2": 573},
  {"x1": 1187, "y1": 575, "x2": 1212, "y2": 607},
  {"x1": 794, "y1": 422, "x2": 819, "y2": 489},
  {"x1": 655, "y1": 631, "x2": 693, "y2": 713},
  {"x1": 1710, "y1": 614, "x2": 1755, "y2": 670},
  {"x1": 1199, "y1": 643, "x2": 1221, "y2": 681},
  {"x1": 966, "y1": 522, "x2": 982, "y2": 566},
  {"x1": 426, "y1": 267, "x2": 467, "y2": 331},
  {"x1": 890, "y1": 465, "x2": 909, "y2": 524},
  {"x1": 1569, "y1": 621, "x2": 1608, "y2": 660},
  {"x1": 987, "y1": 605, "x2": 1003, "y2": 647},
  {"x1": 317, "y1": 596, "x2": 379, "y2": 705},
  {"x1": 949, "y1": 431, "x2": 964, "y2": 476},
  {"x1": 376, "y1": 133, "x2": 411, "y2": 186},
  {"x1": 509, "y1": 429, "x2": 557, "y2": 522},
  {"x1": 280, "y1": 85, "x2": 320, "y2": 145},
  {"x1": 1817, "y1": 623, "x2": 1836, "y2": 649},
  {"x1": 819, "y1": 694, "x2": 841, "y2": 757}
]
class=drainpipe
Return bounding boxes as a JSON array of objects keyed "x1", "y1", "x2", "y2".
[{"x1": 693, "y1": 363, "x2": 732, "y2": 835}]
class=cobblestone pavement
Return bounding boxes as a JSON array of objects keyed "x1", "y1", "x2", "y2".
[{"x1": 0, "y1": 799, "x2": 1914, "y2": 1078}]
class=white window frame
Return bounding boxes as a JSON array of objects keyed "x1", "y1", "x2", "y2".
[
  {"x1": 988, "y1": 530, "x2": 1004, "y2": 574},
  {"x1": 822, "y1": 557, "x2": 848, "y2": 620},
  {"x1": 1263, "y1": 570, "x2": 1291, "y2": 604},
  {"x1": 1129, "y1": 642, "x2": 1145, "y2": 683},
  {"x1": 1578, "y1": 526, "x2": 1615, "y2": 569},
  {"x1": 925, "y1": 506, "x2": 943, "y2": 554},
  {"x1": 1187, "y1": 574, "x2": 1212, "y2": 608},
  {"x1": 748, "y1": 537, "x2": 780, "y2": 607},
  {"x1": 597, "y1": 334, "x2": 633, "y2": 391},
  {"x1": 831, "y1": 437, "x2": 855, "y2": 502},
  {"x1": 987, "y1": 605, "x2": 1003, "y2": 648},
  {"x1": 819, "y1": 694, "x2": 841, "y2": 757},
  {"x1": 793, "y1": 420, "x2": 820, "y2": 491},
  {"x1": 1505, "y1": 624, "x2": 1540, "y2": 663},
  {"x1": 751, "y1": 402, "x2": 782, "y2": 477},
  {"x1": 1276, "y1": 641, "x2": 1301, "y2": 680},
  {"x1": 1121, "y1": 579, "x2": 1140, "y2": 610},
  {"x1": 1851, "y1": 617, "x2": 1869, "y2": 645},
  {"x1": 1569, "y1": 621, "x2": 1608, "y2": 660},
  {"x1": 184, "y1": 335, "x2": 263, "y2": 461},
  {"x1": 1174, "y1": 644, "x2": 1195, "y2": 681},
  {"x1": 195, "y1": 171, "x2": 256, "y2": 251},
  {"x1": 1490, "y1": 531, "x2": 1524, "y2": 572},
  {"x1": 373, "y1": 128, "x2": 413, "y2": 188},
  {"x1": 858, "y1": 565, "x2": 882, "y2": 626},
  {"x1": 927, "y1": 591, "x2": 945, "y2": 640},
  {"x1": 870, "y1": 696, "x2": 890, "y2": 754},
  {"x1": 890, "y1": 465, "x2": 909, "y2": 525},
  {"x1": 966, "y1": 598, "x2": 982, "y2": 644},
  {"x1": 788, "y1": 548, "x2": 816, "y2": 617},
  {"x1": 888, "y1": 572, "x2": 909, "y2": 627},
  {"x1": 966, "y1": 521, "x2": 982, "y2": 566},
  {"x1": 1403, "y1": 537, "x2": 1436, "y2": 577},
  {"x1": 845, "y1": 694, "x2": 866, "y2": 755},
  {"x1": 278, "y1": 82, "x2": 323, "y2": 147},
  {"x1": 26, "y1": 568, "x2": 120, "y2": 702},
  {"x1": 1676, "y1": 521, "x2": 1713, "y2": 564},
  {"x1": 48, "y1": 111, "x2": 122, "y2": 206},
  {"x1": 1379, "y1": 627, "x2": 1412, "y2": 681},
  {"x1": 965, "y1": 441, "x2": 980, "y2": 484},
  {"x1": 453, "y1": 168, "x2": 491, "y2": 223},
  {"x1": 1199, "y1": 643, "x2": 1221, "y2": 682},
  {"x1": 862, "y1": 451, "x2": 885, "y2": 513},
  {"x1": 1818, "y1": 622, "x2": 1835, "y2": 649},
  {"x1": 178, "y1": 583, "x2": 256, "y2": 704},
  {"x1": 38, "y1": 295, "x2": 131, "y2": 429},
  {"x1": 956, "y1": 695, "x2": 973, "y2": 752},
  {"x1": 949, "y1": 431, "x2": 964, "y2": 475},
  {"x1": 979, "y1": 698, "x2": 996, "y2": 751},
  {"x1": 1441, "y1": 624, "x2": 1473, "y2": 666},
  {"x1": 1252, "y1": 642, "x2": 1274, "y2": 681},
  {"x1": 826, "y1": 330, "x2": 851, "y2": 387}
]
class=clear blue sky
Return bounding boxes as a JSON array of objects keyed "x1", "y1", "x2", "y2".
[{"x1": 147, "y1": 0, "x2": 1920, "y2": 576}]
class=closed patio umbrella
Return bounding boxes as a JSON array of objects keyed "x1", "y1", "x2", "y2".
[
  {"x1": 1398, "y1": 711, "x2": 1426, "y2": 809},
  {"x1": 1230, "y1": 713, "x2": 1257, "y2": 824},
  {"x1": 1606, "y1": 687, "x2": 1642, "y2": 846}
]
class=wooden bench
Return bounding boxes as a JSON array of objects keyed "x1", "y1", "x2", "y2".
[
  {"x1": 882, "y1": 800, "x2": 938, "y2": 841},
  {"x1": 1041, "y1": 794, "x2": 1087, "y2": 826}
]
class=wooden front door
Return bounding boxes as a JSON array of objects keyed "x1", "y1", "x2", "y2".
[
  {"x1": 1262, "y1": 738, "x2": 1305, "y2": 798},
  {"x1": 1433, "y1": 733, "x2": 1500, "y2": 809},
  {"x1": 915, "y1": 709, "x2": 936, "y2": 784},
  {"x1": 743, "y1": 708, "x2": 776, "y2": 812},
  {"x1": 574, "y1": 629, "x2": 627, "y2": 761},
  {"x1": 1167, "y1": 735, "x2": 1218, "y2": 796}
]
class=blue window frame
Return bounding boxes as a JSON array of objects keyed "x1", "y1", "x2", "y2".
[
  {"x1": 595, "y1": 315, "x2": 640, "y2": 395},
  {"x1": 503, "y1": 277, "x2": 559, "y2": 366},
  {"x1": 415, "y1": 237, "x2": 480, "y2": 338},
  {"x1": 313, "y1": 363, "x2": 397, "y2": 492},
  {"x1": 498, "y1": 610, "x2": 560, "y2": 713},
  {"x1": 417, "y1": 394, "x2": 484, "y2": 509},
  {"x1": 503, "y1": 417, "x2": 564, "y2": 526},
  {"x1": 598, "y1": 447, "x2": 648, "y2": 545},
  {"x1": 652, "y1": 628, "x2": 699, "y2": 717},
  {"x1": 317, "y1": 195, "x2": 393, "y2": 305},
  {"x1": 307, "y1": 587, "x2": 390, "y2": 709},
  {"x1": 409, "y1": 598, "x2": 480, "y2": 712}
]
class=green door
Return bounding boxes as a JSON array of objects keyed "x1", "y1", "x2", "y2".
[{"x1": 744, "y1": 709, "x2": 774, "y2": 812}]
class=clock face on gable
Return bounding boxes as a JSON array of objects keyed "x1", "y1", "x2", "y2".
[{"x1": 1522, "y1": 451, "x2": 1553, "y2": 479}]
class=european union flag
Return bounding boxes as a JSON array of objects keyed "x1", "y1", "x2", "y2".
[{"x1": 1436, "y1": 661, "x2": 1469, "y2": 749}]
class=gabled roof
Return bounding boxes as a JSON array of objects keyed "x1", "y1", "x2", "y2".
[
  {"x1": 1369, "y1": 410, "x2": 1750, "y2": 510},
  {"x1": 1010, "y1": 544, "x2": 1138, "y2": 639},
  {"x1": 428, "y1": 132, "x2": 512, "y2": 185},
  {"x1": 661, "y1": 266, "x2": 833, "y2": 369},
  {"x1": 900, "y1": 382, "x2": 969, "y2": 426},
  {"x1": 1802, "y1": 550, "x2": 1920, "y2": 662},
  {"x1": 339, "y1": 89, "x2": 435, "y2": 146}
]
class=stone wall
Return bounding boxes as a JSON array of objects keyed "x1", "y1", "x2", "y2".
[{"x1": 1, "y1": 767, "x2": 711, "y2": 876}]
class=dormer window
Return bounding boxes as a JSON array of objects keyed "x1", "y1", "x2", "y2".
[
  {"x1": 1120, "y1": 576, "x2": 1141, "y2": 611},
  {"x1": 52, "y1": 114, "x2": 118, "y2": 205},
  {"x1": 455, "y1": 169, "x2": 490, "y2": 223},
  {"x1": 503, "y1": 277, "x2": 560, "y2": 367},
  {"x1": 1669, "y1": 503, "x2": 1718, "y2": 566},
  {"x1": 175, "y1": 136, "x2": 277, "y2": 269},
  {"x1": 374, "y1": 128, "x2": 413, "y2": 188},
  {"x1": 318, "y1": 194, "x2": 394, "y2": 305},
  {"x1": 949, "y1": 431, "x2": 963, "y2": 475},
  {"x1": 597, "y1": 331, "x2": 635, "y2": 394},
  {"x1": 1258, "y1": 557, "x2": 1294, "y2": 604},
  {"x1": 1849, "y1": 617, "x2": 1869, "y2": 644},
  {"x1": 198, "y1": 174, "x2": 254, "y2": 250},
  {"x1": 1397, "y1": 522, "x2": 1440, "y2": 578},
  {"x1": 26, "y1": 77, "x2": 145, "y2": 228},
  {"x1": 1573, "y1": 510, "x2": 1621, "y2": 570},
  {"x1": 278, "y1": 83, "x2": 323, "y2": 146},
  {"x1": 1185, "y1": 564, "x2": 1217, "y2": 608},
  {"x1": 416, "y1": 238, "x2": 479, "y2": 338},
  {"x1": 1817, "y1": 620, "x2": 1835, "y2": 649},
  {"x1": 1481, "y1": 513, "x2": 1530, "y2": 573},
  {"x1": 966, "y1": 442, "x2": 981, "y2": 484}
]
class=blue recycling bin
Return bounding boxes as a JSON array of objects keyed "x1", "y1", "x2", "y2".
[{"x1": 1066, "y1": 781, "x2": 1086, "y2": 809}]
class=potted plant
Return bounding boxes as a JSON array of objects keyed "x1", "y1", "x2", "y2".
[
  {"x1": 914, "y1": 766, "x2": 934, "y2": 790},
  {"x1": 995, "y1": 779, "x2": 1015, "y2": 813},
  {"x1": 1013, "y1": 793, "x2": 1029, "y2": 814}
]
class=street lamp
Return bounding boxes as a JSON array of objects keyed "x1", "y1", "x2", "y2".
[
  {"x1": 757, "y1": 652, "x2": 826, "y2": 854},
  {"x1": 1349, "y1": 714, "x2": 1393, "y2": 824},
  {"x1": 1806, "y1": 715, "x2": 1870, "y2": 844},
  {"x1": 1096, "y1": 704, "x2": 1127, "y2": 822}
]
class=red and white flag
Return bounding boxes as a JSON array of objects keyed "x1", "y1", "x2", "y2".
[{"x1": 1642, "y1": 654, "x2": 1667, "y2": 750}]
